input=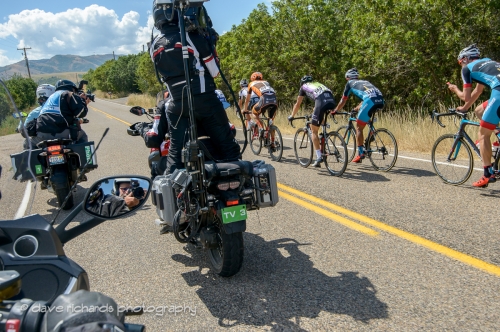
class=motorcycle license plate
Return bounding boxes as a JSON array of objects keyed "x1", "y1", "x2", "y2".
[
  {"x1": 48, "y1": 154, "x2": 65, "y2": 165},
  {"x1": 221, "y1": 205, "x2": 247, "y2": 224}
]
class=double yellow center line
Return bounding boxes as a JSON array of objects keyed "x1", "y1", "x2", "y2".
[
  {"x1": 91, "y1": 103, "x2": 500, "y2": 278},
  {"x1": 278, "y1": 183, "x2": 500, "y2": 277}
]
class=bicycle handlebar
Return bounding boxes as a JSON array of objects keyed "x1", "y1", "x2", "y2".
[
  {"x1": 288, "y1": 115, "x2": 311, "y2": 129},
  {"x1": 431, "y1": 108, "x2": 468, "y2": 128}
]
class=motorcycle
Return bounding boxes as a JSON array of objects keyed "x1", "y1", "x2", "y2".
[
  {"x1": 127, "y1": 93, "x2": 237, "y2": 179},
  {"x1": 10, "y1": 118, "x2": 97, "y2": 210},
  {"x1": 128, "y1": 104, "x2": 170, "y2": 179},
  {"x1": 0, "y1": 175, "x2": 151, "y2": 331}
]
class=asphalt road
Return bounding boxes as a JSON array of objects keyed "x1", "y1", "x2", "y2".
[{"x1": 1, "y1": 97, "x2": 500, "y2": 331}]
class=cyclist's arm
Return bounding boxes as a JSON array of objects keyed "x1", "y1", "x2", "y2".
[
  {"x1": 447, "y1": 82, "x2": 465, "y2": 100},
  {"x1": 333, "y1": 96, "x2": 348, "y2": 112},
  {"x1": 243, "y1": 91, "x2": 250, "y2": 112},
  {"x1": 291, "y1": 96, "x2": 304, "y2": 117},
  {"x1": 470, "y1": 84, "x2": 485, "y2": 104},
  {"x1": 457, "y1": 86, "x2": 473, "y2": 111}
]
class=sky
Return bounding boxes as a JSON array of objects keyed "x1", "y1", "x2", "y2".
[{"x1": 0, "y1": 0, "x2": 272, "y2": 67}]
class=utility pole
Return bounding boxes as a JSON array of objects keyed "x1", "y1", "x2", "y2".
[
  {"x1": 17, "y1": 47, "x2": 32, "y2": 79},
  {"x1": 143, "y1": 45, "x2": 145, "y2": 52},
  {"x1": 113, "y1": 51, "x2": 115, "y2": 60}
]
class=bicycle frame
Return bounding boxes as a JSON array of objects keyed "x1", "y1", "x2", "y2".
[
  {"x1": 432, "y1": 109, "x2": 500, "y2": 163},
  {"x1": 334, "y1": 110, "x2": 377, "y2": 152}
]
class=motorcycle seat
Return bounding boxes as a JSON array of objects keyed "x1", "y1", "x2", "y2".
[{"x1": 204, "y1": 161, "x2": 254, "y2": 180}]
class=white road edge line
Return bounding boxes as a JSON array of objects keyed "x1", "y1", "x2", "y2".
[
  {"x1": 14, "y1": 182, "x2": 32, "y2": 219},
  {"x1": 236, "y1": 128, "x2": 483, "y2": 171}
]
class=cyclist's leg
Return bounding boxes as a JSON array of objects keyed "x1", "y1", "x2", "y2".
[
  {"x1": 475, "y1": 100, "x2": 488, "y2": 120},
  {"x1": 266, "y1": 105, "x2": 278, "y2": 142},
  {"x1": 474, "y1": 91, "x2": 500, "y2": 186},
  {"x1": 311, "y1": 99, "x2": 325, "y2": 163},
  {"x1": 354, "y1": 100, "x2": 372, "y2": 161}
]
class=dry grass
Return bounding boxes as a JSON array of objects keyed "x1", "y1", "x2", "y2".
[
  {"x1": 123, "y1": 93, "x2": 485, "y2": 155},
  {"x1": 127, "y1": 94, "x2": 156, "y2": 109},
  {"x1": 0, "y1": 116, "x2": 20, "y2": 136},
  {"x1": 226, "y1": 103, "x2": 483, "y2": 154},
  {"x1": 94, "y1": 90, "x2": 128, "y2": 99}
]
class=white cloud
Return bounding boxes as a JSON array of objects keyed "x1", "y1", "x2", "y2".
[
  {"x1": 0, "y1": 50, "x2": 12, "y2": 67},
  {"x1": 0, "y1": 5, "x2": 153, "y2": 61}
]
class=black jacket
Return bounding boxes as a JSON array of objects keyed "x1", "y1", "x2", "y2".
[
  {"x1": 141, "y1": 99, "x2": 169, "y2": 149},
  {"x1": 150, "y1": 25, "x2": 219, "y2": 101},
  {"x1": 87, "y1": 193, "x2": 130, "y2": 217},
  {"x1": 36, "y1": 88, "x2": 88, "y2": 134}
]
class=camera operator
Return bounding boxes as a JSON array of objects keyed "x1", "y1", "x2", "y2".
[
  {"x1": 86, "y1": 187, "x2": 130, "y2": 218},
  {"x1": 34, "y1": 80, "x2": 89, "y2": 147},
  {"x1": 149, "y1": 3, "x2": 240, "y2": 174},
  {"x1": 112, "y1": 178, "x2": 144, "y2": 209}
]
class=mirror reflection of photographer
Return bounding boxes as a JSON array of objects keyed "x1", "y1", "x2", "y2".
[
  {"x1": 149, "y1": 3, "x2": 240, "y2": 174},
  {"x1": 86, "y1": 188, "x2": 130, "y2": 218},
  {"x1": 113, "y1": 178, "x2": 145, "y2": 209}
]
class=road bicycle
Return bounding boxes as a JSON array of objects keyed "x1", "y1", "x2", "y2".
[
  {"x1": 289, "y1": 114, "x2": 348, "y2": 176},
  {"x1": 332, "y1": 109, "x2": 398, "y2": 171},
  {"x1": 246, "y1": 112, "x2": 284, "y2": 162},
  {"x1": 431, "y1": 108, "x2": 500, "y2": 185}
]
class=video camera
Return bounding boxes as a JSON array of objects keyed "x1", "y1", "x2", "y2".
[
  {"x1": 77, "y1": 80, "x2": 95, "y2": 102},
  {"x1": 129, "y1": 179, "x2": 145, "y2": 200}
]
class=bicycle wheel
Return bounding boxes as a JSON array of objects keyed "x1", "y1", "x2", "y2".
[
  {"x1": 367, "y1": 128, "x2": 398, "y2": 171},
  {"x1": 323, "y1": 131, "x2": 348, "y2": 176},
  {"x1": 249, "y1": 125, "x2": 262, "y2": 155},
  {"x1": 268, "y1": 125, "x2": 283, "y2": 162},
  {"x1": 336, "y1": 125, "x2": 356, "y2": 162},
  {"x1": 293, "y1": 128, "x2": 313, "y2": 167},
  {"x1": 431, "y1": 134, "x2": 473, "y2": 185}
]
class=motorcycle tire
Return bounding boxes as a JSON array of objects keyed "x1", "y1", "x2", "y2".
[
  {"x1": 51, "y1": 167, "x2": 74, "y2": 210},
  {"x1": 207, "y1": 227, "x2": 244, "y2": 278}
]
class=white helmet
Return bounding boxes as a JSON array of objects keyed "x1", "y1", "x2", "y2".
[
  {"x1": 36, "y1": 84, "x2": 56, "y2": 105},
  {"x1": 457, "y1": 44, "x2": 480, "y2": 62}
]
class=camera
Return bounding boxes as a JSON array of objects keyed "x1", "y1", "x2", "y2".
[
  {"x1": 86, "y1": 93, "x2": 95, "y2": 102},
  {"x1": 129, "y1": 180, "x2": 145, "y2": 200},
  {"x1": 77, "y1": 80, "x2": 95, "y2": 102}
]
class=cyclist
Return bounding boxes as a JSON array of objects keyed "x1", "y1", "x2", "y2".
[
  {"x1": 288, "y1": 76, "x2": 336, "y2": 167},
  {"x1": 243, "y1": 72, "x2": 278, "y2": 140},
  {"x1": 451, "y1": 44, "x2": 500, "y2": 187},
  {"x1": 332, "y1": 68, "x2": 384, "y2": 163}
]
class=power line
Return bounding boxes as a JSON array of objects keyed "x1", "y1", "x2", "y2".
[{"x1": 17, "y1": 47, "x2": 32, "y2": 79}]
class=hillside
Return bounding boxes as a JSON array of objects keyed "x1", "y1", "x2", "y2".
[{"x1": 0, "y1": 54, "x2": 117, "y2": 78}]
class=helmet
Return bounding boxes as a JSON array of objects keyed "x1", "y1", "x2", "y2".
[
  {"x1": 457, "y1": 44, "x2": 480, "y2": 62},
  {"x1": 345, "y1": 68, "x2": 359, "y2": 79},
  {"x1": 300, "y1": 75, "x2": 313, "y2": 85},
  {"x1": 152, "y1": 1, "x2": 178, "y2": 29},
  {"x1": 240, "y1": 79, "x2": 248, "y2": 87},
  {"x1": 36, "y1": 84, "x2": 55, "y2": 105},
  {"x1": 250, "y1": 72, "x2": 263, "y2": 81},
  {"x1": 55, "y1": 79, "x2": 78, "y2": 92},
  {"x1": 112, "y1": 178, "x2": 132, "y2": 196}
]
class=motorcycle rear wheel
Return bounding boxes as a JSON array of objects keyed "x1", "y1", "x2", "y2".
[
  {"x1": 52, "y1": 167, "x2": 74, "y2": 210},
  {"x1": 207, "y1": 223, "x2": 244, "y2": 277}
]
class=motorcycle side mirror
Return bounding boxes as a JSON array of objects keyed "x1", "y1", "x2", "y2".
[
  {"x1": 0, "y1": 270, "x2": 21, "y2": 301},
  {"x1": 148, "y1": 108, "x2": 155, "y2": 115},
  {"x1": 130, "y1": 106, "x2": 145, "y2": 116},
  {"x1": 83, "y1": 176, "x2": 152, "y2": 220}
]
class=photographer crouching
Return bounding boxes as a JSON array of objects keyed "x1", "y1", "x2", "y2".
[{"x1": 149, "y1": 1, "x2": 240, "y2": 175}]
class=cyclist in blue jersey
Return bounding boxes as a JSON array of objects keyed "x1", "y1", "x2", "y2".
[
  {"x1": 449, "y1": 44, "x2": 500, "y2": 187},
  {"x1": 288, "y1": 76, "x2": 336, "y2": 167},
  {"x1": 332, "y1": 68, "x2": 384, "y2": 163}
]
